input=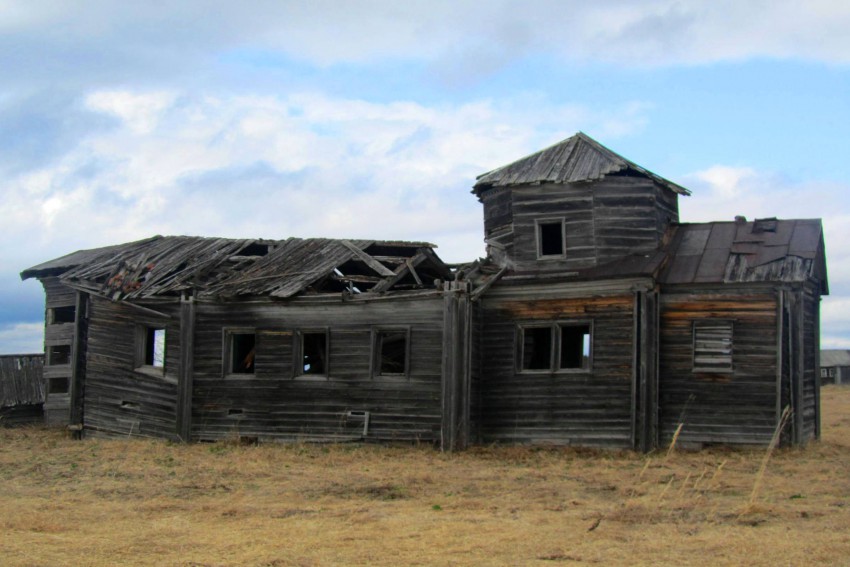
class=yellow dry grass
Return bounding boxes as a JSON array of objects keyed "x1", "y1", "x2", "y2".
[{"x1": 2, "y1": 386, "x2": 850, "y2": 566}]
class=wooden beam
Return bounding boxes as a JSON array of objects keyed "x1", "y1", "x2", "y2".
[
  {"x1": 68, "y1": 291, "x2": 89, "y2": 434},
  {"x1": 176, "y1": 294, "x2": 195, "y2": 442},
  {"x1": 371, "y1": 253, "x2": 428, "y2": 293},
  {"x1": 340, "y1": 240, "x2": 395, "y2": 277}
]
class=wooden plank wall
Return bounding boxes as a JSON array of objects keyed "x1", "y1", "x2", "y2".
[
  {"x1": 511, "y1": 182, "x2": 594, "y2": 270},
  {"x1": 190, "y1": 296, "x2": 444, "y2": 443},
  {"x1": 477, "y1": 293, "x2": 635, "y2": 447},
  {"x1": 487, "y1": 177, "x2": 676, "y2": 273},
  {"x1": 83, "y1": 297, "x2": 180, "y2": 440},
  {"x1": 41, "y1": 277, "x2": 75, "y2": 425},
  {"x1": 0, "y1": 354, "x2": 44, "y2": 426},
  {"x1": 593, "y1": 177, "x2": 670, "y2": 266},
  {"x1": 801, "y1": 283, "x2": 819, "y2": 441},
  {"x1": 659, "y1": 288, "x2": 779, "y2": 445}
]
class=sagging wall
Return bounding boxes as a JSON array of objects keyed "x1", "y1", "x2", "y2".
[
  {"x1": 477, "y1": 290, "x2": 636, "y2": 447},
  {"x1": 83, "y1": 296, "x2": 181, "y2": 439},
  {"x1": 189, "y1": 295, "x2": 445, "y2": 443},
  {"x1": 658, "y1": 287, "x2": 779, "y2": 445}
]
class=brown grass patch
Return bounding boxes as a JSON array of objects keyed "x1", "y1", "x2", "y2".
[{"x1": 1, "y1": 386, "x2": 850, "y2": 565}]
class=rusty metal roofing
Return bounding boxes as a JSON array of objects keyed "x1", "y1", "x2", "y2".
[
  {"x1": 21, "y1": 235, "x2": 448, "y2": 301},
  {"x1": 473, "y1": 132, "x2": 691, "y2": 196},
  {"x1": 660, "y1": 218, "x2": 828, "y2": 291}
]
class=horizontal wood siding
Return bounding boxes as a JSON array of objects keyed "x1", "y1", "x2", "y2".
[
  {"x1": 659, "y1": 289, "x2": 779, "y2": 445},
  {"x1": 511, "y1": 183, "x2": 594, "y2": 271},
  {"x1": 592, "y1": 178, "x2": 661, "y2": 265},
  {"x1": 83, "y1": 297, "x2": 180, "y2": 440},
  {"x1": 489, "y1": 177, "x2": 676, "y2": 273},
  {"x1": 478, "y1": 293, "x2": 635, "y2": 447},
  {"x1": 191, "y1": 296, "x2": 444, "y2": 443}
]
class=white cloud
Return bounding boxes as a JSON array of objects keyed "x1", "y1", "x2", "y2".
[
  {"x1": 2, "y1": 1, "x2": 849, "y2": 87},
  {"x1": 0, "y1": 89, "x2": 652, "y2": 291},
  {"x1": 0, "y1": 322, "x2": 43, "y2": 355}
]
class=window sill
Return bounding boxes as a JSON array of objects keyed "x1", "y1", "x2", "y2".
[
  {"x1": 294, "y1": 374, "x2": 329, "y2": 381},
  {"x1": 134, "y1": 365, "x2": 176, "y2": 383},
  {"x1": 373, "y1": 373, "x2": 409, "y2": 381},
  {"x1": 223, "y1": 373, "x2": 256, "y2": 380}
]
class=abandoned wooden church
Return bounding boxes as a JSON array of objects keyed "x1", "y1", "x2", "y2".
[{"x1": 21, "y1": 133, "x2": 828, "y2": 450}]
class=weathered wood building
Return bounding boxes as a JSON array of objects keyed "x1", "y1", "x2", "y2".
[
  {"x1": 0, "y1": 354, "x2": 45, "y2": 426},
  {"x1": 820, "y1": 350, "x2": 850, "y2": 385},
  {"x1": 21, "y1": 133, "x2": 828, "y2": 449}
]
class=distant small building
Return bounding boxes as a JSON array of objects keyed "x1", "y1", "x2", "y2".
[
  {"x1": 820, "y1": 350, "x2": 850, "y2": 385},
  {"x1": 0, "y1": 354, "x2": 45, "y2": 426}
]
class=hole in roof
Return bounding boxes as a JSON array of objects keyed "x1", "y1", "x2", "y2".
[{"x1": 238, "y1": 243, "x2": 271, "y2": 257}]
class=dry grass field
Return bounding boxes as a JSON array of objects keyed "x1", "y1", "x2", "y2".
[{"x1": 2, "y1": 387, "x2": 850, "y2": 566}]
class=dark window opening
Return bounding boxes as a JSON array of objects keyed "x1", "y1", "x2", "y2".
[
  {"x1": 377, "y1": 331, "x2": 407, "y2": 375},
  {"x1": 522, "y1": 327, "x2": 552, "y2": 370},
  {"x1": 693, "y1": 321, "x2": 733, "y2": 373},
  {"x1": 228, "y1": 408, "x2": 244, "y2": 416},
  {"x1": 48, "y1": 344, "x2": 71, "y2": 366},
  {"x1": 238, "y1": 243, "x2": 271, "y2": 257},
  {"x1": 301, "y1": 332, "x2": 327, "y2": 375},
  {"x1": 559, "y1": 324, "x2": 591, "y2": 369},
  {"x1": 230, "y1": 333, "x2": 256, "y2": 374},
  {"x1": 144, "y1": 328, "x2": 166, "y2": 368},
  {"x1": 538, "y1": 221, "x2": 564, "y2": 256},
  {"x1": 48, "y1": 377, "x2": 69, "y2": 394},
  {"x1": 49, "y1": 305, "x2": 76, "y2": 324}
]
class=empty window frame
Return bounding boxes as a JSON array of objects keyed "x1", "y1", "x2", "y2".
[
  {"x1": 693, "y1": 321, "x2": 733, "y2": 373},
  {"x1": 373, "y1": 328, "x2": 410, "y2": 378},
  {"x1": 225, "y1": 330, "x2": 256, "y2": 375},
  {"x1": 136, "y1": 326, "x2": 166, "y2": 371},
  {"x1": 48, "y1": 305, "x2": 76, "y2": 325},
  {"x1": 536, "y1": 218, "x2": 566, "y2": 258},
  {"x1": 297, "y1": 330, "x2": 328, "y2": 377},
  {"x1": 47, "y1": 344, "x2": 72, "y2": 366},
  {"x1": 48, "y1": 377, "x2": 70, "y2": 395},
  {"x1": 518, "y1": 322, "x2": 591, "y2": 372}
]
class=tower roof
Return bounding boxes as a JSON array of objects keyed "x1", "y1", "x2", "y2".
[{"x1": 473, "y1": 132, "x2": 690, "y2": 196}]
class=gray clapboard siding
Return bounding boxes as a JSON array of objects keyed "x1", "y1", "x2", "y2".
[
  {"x1": 83, "y1": 296, "x2": 180, "y2": 440},
  {"x1": 477, "y1": 292, "x2": 635, "y2": 447},
  {"x1": 659, "y1": 288, "x2": 779, "y2": 445},
  {"x1": 190, "y1": 296, "x2": 444, "y2": 443}
]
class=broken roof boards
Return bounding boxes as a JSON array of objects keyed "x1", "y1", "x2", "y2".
[{"x1": 21, "y1": 132, "x2": 827, "y2": 450}]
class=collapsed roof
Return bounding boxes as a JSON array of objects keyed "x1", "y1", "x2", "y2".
[{"x1": 21, "y1": 235, "x2": 452, "y2": 301}]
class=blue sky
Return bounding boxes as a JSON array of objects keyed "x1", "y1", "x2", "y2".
[{"x1": 2, "y1": 1, "x2": 849, "y2": 353}]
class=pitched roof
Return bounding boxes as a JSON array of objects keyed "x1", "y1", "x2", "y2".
[
  {"x1": 473, "y1": 132, "x2": 690, "y2": 196},
  {"x1": 660, "y1": 218, "x2": 828, "y2": 292},
  {"x1": 821, "y1": 350, "x2": 850, "y2": 367},
  {"x1": 21, "y1": 235, "x2": 450, "y2": 301}
]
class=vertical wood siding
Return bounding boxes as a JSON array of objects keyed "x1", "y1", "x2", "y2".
[
  {"x1": 477, "y1": 293, "x2": 635, "y2": 447},
  {"x1": 659, "y1": 289, "x2": 779, "y2": 445}
]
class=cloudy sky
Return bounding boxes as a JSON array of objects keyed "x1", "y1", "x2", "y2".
[{"x1": 1, "y1": 0, "x2": 849, "y2": 353}]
